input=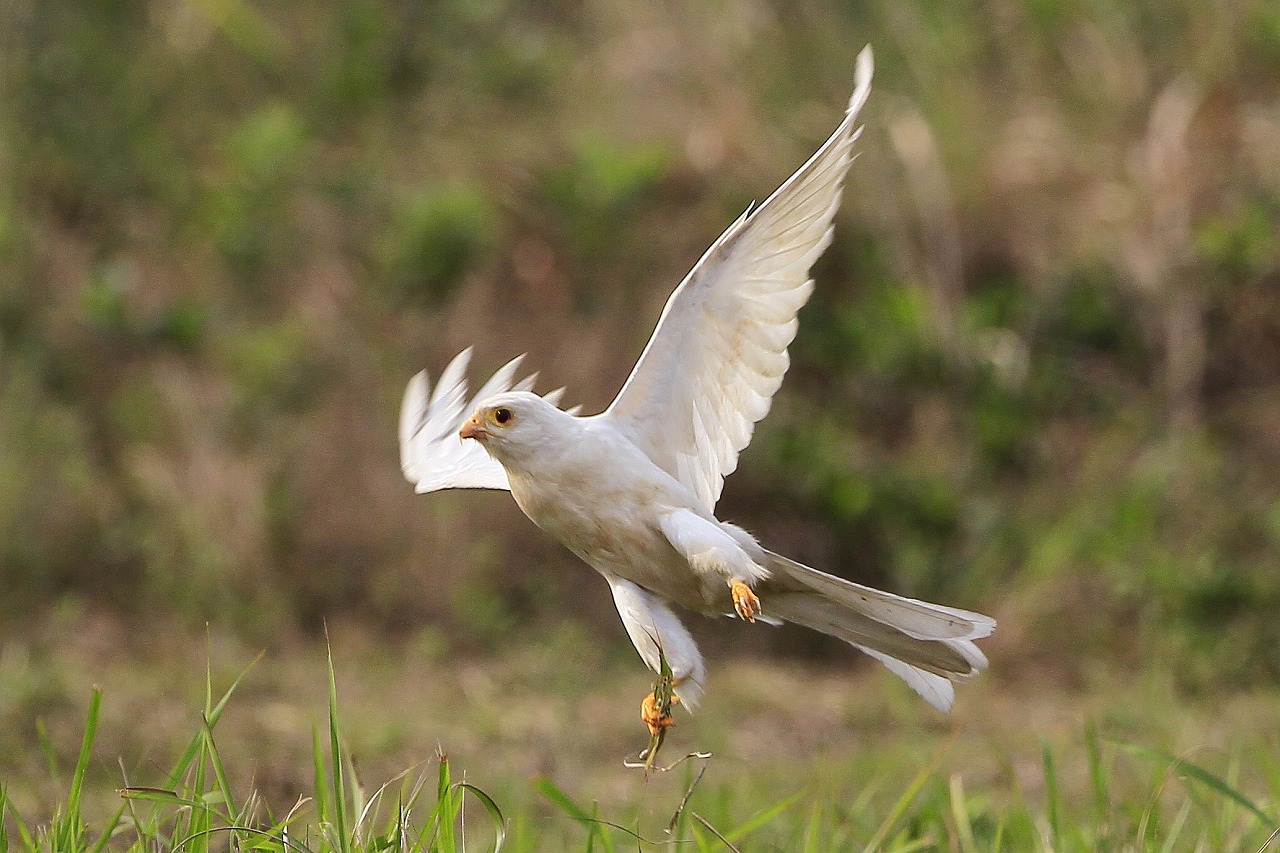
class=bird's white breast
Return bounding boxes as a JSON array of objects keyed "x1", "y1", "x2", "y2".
[{"x1": 503, "y1": 420, "x2": 704, "y2": 603}]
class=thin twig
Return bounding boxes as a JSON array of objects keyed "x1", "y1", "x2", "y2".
[
  {"x1": 693, "y1": 813, "x2": 742, "y2": 853},
  {"x1": 666, "y1": 756, "x2": 712, "y2": 834}
]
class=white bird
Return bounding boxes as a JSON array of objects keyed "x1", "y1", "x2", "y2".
[{"x1": 400, "y1": 47, "x2": 994, "y2": 735}]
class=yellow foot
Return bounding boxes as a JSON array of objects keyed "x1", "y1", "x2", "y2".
[
  {"x1": 641, "y1": 690, "x2": 680, "y2": 737},
  {"x1": 730, "y1": 579, "x2": 761, "y2": 623}
]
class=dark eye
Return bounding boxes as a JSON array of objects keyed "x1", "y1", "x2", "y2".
[{"x1": 494, "y1": 407, "x2": 512, "y2": 425}]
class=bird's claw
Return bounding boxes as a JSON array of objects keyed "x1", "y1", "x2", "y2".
[
  {"x1": 641, "y1": 690, "x2": 679, "y2": 737},
  {"x1": 730, "y1": 579, "x2": 761, "y2": 622}
]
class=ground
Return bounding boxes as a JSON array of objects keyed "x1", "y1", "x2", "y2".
[{"x1": 2, "y1": 609, "x2": 1276, "y2": 849}]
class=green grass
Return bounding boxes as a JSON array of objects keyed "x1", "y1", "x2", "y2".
[{"x1": 3, "y1": 647, "x2": 1277, "y2": 853}]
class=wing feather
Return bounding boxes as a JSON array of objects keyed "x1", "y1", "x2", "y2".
[
  {"x1": 399, "y1": 348, "x2": 571, "y2": 492},
  {"x1": 603, "y1": 48, "x2": 873, "y2": 510}
]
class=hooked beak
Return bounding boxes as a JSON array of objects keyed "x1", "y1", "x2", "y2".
[{"x1": 459, "y1": 414, "x2": 486, "y2": 442}]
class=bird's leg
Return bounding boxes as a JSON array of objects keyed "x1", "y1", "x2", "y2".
[
  {"x1": 640, "y1": 675, "x2": 686, "y2": 736},
  {"x1": 730, "y1": 579, "x2": 761, "y2": 623}
]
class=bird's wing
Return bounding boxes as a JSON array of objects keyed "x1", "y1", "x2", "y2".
[
  {"x1": 601, "y1": 47, "x2": 873, "y2": 512},
  {"x1": 607, "y1": 576, "x2": 706, "y2": 709},
  {"x1": 399, "y1": 347, "x2": 573, "y2": 492}
]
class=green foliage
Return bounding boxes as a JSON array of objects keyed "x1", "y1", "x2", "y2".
[
  {"x1": 0, "y1": 368, "x2": 106, "y2": 606},
  {"x1": 219, "y1": 319, "x2": 320, "y2": 419},
  {"x1": 1196, "y1": 199, "x2": 1278, "y2": 283},
  {"x1": 382, "y1": 187, "x2": 497, "y2": 306},
  {"x1": 0, "y1": 0, "x2": 1279, "y2": 695},
  {"x1": 206, "y1": 103, "x2": 311, "y2": 287},
  {"x1": 5, "y1": 658, "x2": 1279, "y2": 851},
  {"x1": 541, "y1": 140, "x2": 671, "y2": 233},
  {"x1": 0, "y1": 653, "x2": 519, "y2": 853},
  {"x1": 539, "y1": 138, "x2": 673, "y2": 280},
  {"x1": 1042, "y1": 267, "x2": 1148, "y2": 364},
  {"x1": 80, "y1": 262, "x2": 134, "y2": 340}
]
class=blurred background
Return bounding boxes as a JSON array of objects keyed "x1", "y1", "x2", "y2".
[{"x1": 1, "y1": 0, "x2": 1279, "y2": 822}]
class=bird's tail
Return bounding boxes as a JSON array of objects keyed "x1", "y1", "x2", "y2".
[{"x1": 760, "y1": 551, "x2": 995, "y2": 712}]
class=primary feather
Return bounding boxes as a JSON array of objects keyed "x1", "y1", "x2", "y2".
[{"x1": 606, "y1": 46, "x2": 874, "y2": 513}]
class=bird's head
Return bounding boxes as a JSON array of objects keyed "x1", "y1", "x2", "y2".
[{"x1": 459, "y1": 391, "x2": 568, "y2": 467}]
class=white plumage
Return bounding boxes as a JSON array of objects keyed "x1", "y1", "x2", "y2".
[{"x1": 399, "y1": 47, "x2": 996, "y2": 718}]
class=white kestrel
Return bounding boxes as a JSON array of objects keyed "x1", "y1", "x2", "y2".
[{"x1": 400, "y1": 48, "x2": 994, "y2": 735}]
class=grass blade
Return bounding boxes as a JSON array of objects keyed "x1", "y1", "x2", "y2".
[
  {"x1": 201, "y1": 716, "x2": 239, "y2": 825},
  {"x1": 36, "y1": 719, "x2": 61, "y2": 790},
  {"x1": 1159, "y1": 801, "x2": 1192, "y2": 853},
  {"x1": 949, "y1": 774, "x2": 977, "y2": 853},
  {"x1": 533, "y1": 777, "x2": 617, "y2": 851},
  {"x1": 1042, "y1": 742, "x2": 1062, "y2": 849},
  {"x1": 885, "y1": 836, "x2": 936, "y2": 853},
  {"x1": 325, "y1": 640, "x2": 351, "y2": 853},
  {"x1": 87, "y1": 800, "x2": 127, "y2": 853},
  {"x1": 1112, "y1": 740, "x2": 1273, "y2": 825},
  {"x1": 693, "y1": 813, "x2": 742, "y2": 852},
  {"x1": 57, "y1": 686, "x2": 103, "y2": 852},
  {"x1": 0, "y1": 786, "x2": 10, "y2": 853},
  {"x1": 6, "y1": 793, "x2": 37, "y2": 852},
  {"x1": 589, "y1": 801, "x2": 618, "y2": 853},
  {"x1": 1085, "y1": 721, "x2": 1112, "y2": 852},
  {"x1": 457, "y1": 782, "x2": 507, "y2": 853},
  {"x1": 435, "y1": 753, "x2": 457, "y2": 853},
  {"x1": 802, "y1": 801, "x2": 823, "y2": 853},
  {"x1": 122, "y1": 787, "x2": 207, "y2": 808},
  {"x1": 861, "y1": 736, "x2": 954, "y2": 853},
  {"x1": 724, "y1": 790, "x2": 805, "y2": 844},
  {"x1": 1085, "y1": 722, "x2": 1109, "y2": 822},
  {"x1": 165, "y1": 652, "x2": 262, "y2": 790},
  {"x1": 532, "y1": 777, "x2": 592, "y2": 823},
  {"x1": 311, "y1": 724, "x2": 330, "y2": 826}
]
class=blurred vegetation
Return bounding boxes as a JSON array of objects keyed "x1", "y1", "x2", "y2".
[
  {"x1": 5, "y1": 655, "x2": 1278, "y2": 852},
  {"x1": 0, "y1": 0, "x2": 1278, "y2": 695}
]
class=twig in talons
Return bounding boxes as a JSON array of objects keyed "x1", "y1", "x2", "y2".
[
  {"x1": 623, "y1": 640, "x2": 710, "y2": 775},
  {"x1": 623, "y1": 747, "x2": 712, "y2": 774},
  {"x1": 631, "y1": 646, "x2": 674, "y2": 775}
]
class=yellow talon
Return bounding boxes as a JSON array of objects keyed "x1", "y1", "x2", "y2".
[
  {"x1": 641, "y1": 689, "x2": 680, "y2": 737},
  {"x1": 730, "y1": 579, "x2": 761, "y2": 622}
]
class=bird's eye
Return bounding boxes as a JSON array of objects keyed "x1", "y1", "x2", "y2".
[{"x1": 493, "y1": 407, "x2": 513, "y2": 425}]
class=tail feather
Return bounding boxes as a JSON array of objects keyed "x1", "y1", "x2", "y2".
[
  {"x1": 860, "y1": 650, "x2": 958, "y2": 713},
  {"x1": 761, "y1": 550, "x2": 995, "y2": 712},
  {"x1": 765, "y1": 551, "x2": 994, "y2": 641},
  {"x1": 764, "y1": 594, "x2": 983, "y2": 678}
]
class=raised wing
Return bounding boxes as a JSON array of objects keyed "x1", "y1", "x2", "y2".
[
  {"x1": 399, "y1": 347, "x2": 571, "y2": 492},
  {"x1": 602, "y1": 47, "x2": 873, "y2": 512}
]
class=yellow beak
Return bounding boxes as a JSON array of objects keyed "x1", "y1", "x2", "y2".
[{"x1": 459, "y1": 415, "x2": 485, "y2": 441}]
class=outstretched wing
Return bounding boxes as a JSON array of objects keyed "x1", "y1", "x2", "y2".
[
  {"x1": 601, "y1": 47, "x2": 873, "y2": 513},
  {"x1": 399, "y1": 347, "x2": 571, "y2": 492}
]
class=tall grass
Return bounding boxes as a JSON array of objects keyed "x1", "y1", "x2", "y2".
[
  {"x1": 2, "y1": 650, "x2": 508, "y2": 853},
  {"x1": 2, "y1": 653, "x2": 1276, "y2": 852}
]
